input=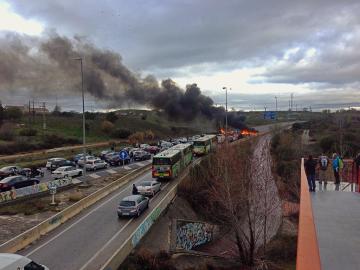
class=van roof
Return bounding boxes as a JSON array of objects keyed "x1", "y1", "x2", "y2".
[{"x1": 0, "y1": 253, "x2": 31, "y2": 268}]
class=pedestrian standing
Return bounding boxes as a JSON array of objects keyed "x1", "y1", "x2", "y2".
[
  {"x1": 132, "y1": 184, "x2": 138, "y2": 195},
  {"x1": 305, "y1": 155, "x2": 317, "y2": 192},
  {"x1": 318, "y1": 153, "x2": 329, "y2": 185},
  {"x1": 332, "y1": 153, "x2": 340, "y2": 186}
]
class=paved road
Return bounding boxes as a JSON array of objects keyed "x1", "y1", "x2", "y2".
[{"x1": 18, "y1": 169, "x2": 182, "y2": 270}]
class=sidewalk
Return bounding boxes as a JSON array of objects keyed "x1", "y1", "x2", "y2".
[{"x1": 311, "y1": 182, "x2": 360, "y2": 270}]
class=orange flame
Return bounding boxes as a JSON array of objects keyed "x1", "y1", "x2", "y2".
[{"x1": 240, "y1": 129, "x2": 258, "y2": 136}]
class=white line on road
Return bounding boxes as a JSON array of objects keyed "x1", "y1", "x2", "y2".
[
  {"x1": 78, "y1": 219, "x2": 133, "y2": 270},
  {"x1": 134, "y1": 162, "x2": 145, "y2": 167},
  {"x1": 123, "y1": 166, "x2": 132, "y2": 170},
  {"x1": 88, "y1": 173, "x2": 100, "y2": 179},
  {"x1": 106, "y1": 169, "x2": 117, "y2": 174},
  {"x1": 80, "y1": 182, "x2": 169, "y2": 270},
  {"x1": 24, "y1": 172, "x2": 147, "y2": 257}
]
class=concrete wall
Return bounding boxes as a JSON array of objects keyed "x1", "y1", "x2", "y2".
[{"x1": 0, "y1": 165, "x2": 150, "y2": 253}]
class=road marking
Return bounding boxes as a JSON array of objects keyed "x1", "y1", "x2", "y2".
[
  {"x1": 24, "y1": 172, "x2": 149, "y2": 257},
  {"x1": 106, "y1": 169, "x2": 117, "y2": 174},
  {"x1": 124, "y1": 166, "x2": 132, "y2": 170},
  {"x1": 78, "y1": 219, "x2": 133, "y2": 270},
  {"x1": 89, "y1": 173, "x2": 100, "y2": 179},
  {"x1": 99, "y1": 182, "x2": 171, "y2": 270},
  {"x1": 79, "y1": 182, "x2": 170, "y2": 270},
  {"x1": 134, "y1": 162, "x2": 145, "y2": 167}
]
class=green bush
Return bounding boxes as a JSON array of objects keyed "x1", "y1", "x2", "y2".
[
  {"x1": 19, "y1": 128, "x2": 38, "y2": 136},
  {"x1": 111, "y1": 128, "x2": 132, "y2": 139},
  {"x1": 0, "y1": 123, "x2": 15, "y2": 141}
]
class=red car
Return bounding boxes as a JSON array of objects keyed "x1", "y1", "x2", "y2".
[{"x1": 145, "y1": 146, "x2": 160, "y2": 154}]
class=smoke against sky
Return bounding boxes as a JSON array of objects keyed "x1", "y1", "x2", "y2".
[{"x1": 1, "y1": 0, "x2": 360, "y2": 111}]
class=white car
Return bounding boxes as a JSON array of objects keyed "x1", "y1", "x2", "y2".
[
  {"x1": 85, "y1": 159, "x2": 108, "y2": 171},
  {"x1": 46, "y1": 158, "x2": 65, "y2": 170},
  {"x1": 52, "y1": 166, "x2": 83, "y2": 179},
  {"x1": 140, "y1": 144, "x2": 150, "y2": 149},
  {"x1": 0, "y1": 253, "x2": 49, "y2": 270},
  {"x1": 137, "y1": 180, "x2": 161, "y2": 196},
  {"x1": 77, "y1": 156, "x2": 97, "y2": 167}
]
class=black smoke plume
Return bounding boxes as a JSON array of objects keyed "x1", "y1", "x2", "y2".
[{"x1": 0, "y1": 31, "x2": 246, "y2": 128}]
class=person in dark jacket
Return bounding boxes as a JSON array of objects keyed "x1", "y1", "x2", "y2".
[
  {"x1": 132, "y1": 184, "x2": 138, "y2": 195},
  {"x1": 305, "y1": 155, "x2": 317, "y2": 192}
]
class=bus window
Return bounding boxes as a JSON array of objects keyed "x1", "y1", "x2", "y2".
[
  {"x1": 193, "y1": 141, "x2": 205, "y2": 146},
  {"x1": 153, "y1": 158, "x2": 171, "y2": 165}
]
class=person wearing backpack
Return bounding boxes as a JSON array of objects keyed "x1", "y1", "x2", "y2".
[
  {"x1": 318, "y1": 154, "x2": 329, "y2": 186},
  {"x1": 332, "y1": 153, "x2": 340, "y2": 186}
]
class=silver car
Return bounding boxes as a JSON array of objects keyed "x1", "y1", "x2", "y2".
[
  {"x1": 117, "y1": 195, "x2": 149, "y2": 217},
  {"x1": 137, "y1": 180, "x2": 161, "y2": 196}
]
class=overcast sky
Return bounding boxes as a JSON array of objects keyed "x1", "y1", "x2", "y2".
[{"x1": 1, "y1": 0, "x2": 360, "y2": 111}]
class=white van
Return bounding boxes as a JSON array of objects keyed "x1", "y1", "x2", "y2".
[{"x1": 0, "y1": 253, "x2": 49, "y2": 270}]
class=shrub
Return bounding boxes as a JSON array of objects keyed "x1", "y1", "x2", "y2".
[
  {"x1": 19, "y1": 128, "x2": 38, "y2": 136},
  {"x1": 129, "y1": 132, "x2": 145, "y2": 145},
  {"x1": 319, "y1": 136, "x2": 335, "y2": 153},
  {"x1": 0, "y1": 123, "x2": 15, "y2": 141},
  {"x1": 69, "y1": 191, "x2": 85, "y2": 202},
  {"x1": 4, "y1": 107, "x2": 22, "y2": 120},
  {"x1": 144, "y1": 130, "x2": 155, "y2": 140},
  {"x1": 101, "y1": 120, "x2": 114, "y2": 134},
  {"x1": 105, "y1": 111, "x2": 118, "y2": 123},
  {"x1": 111, "y1": 128, "x2": 131, "y2": 139}
]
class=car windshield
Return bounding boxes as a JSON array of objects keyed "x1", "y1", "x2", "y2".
[{"x1": 120, "y1": 200, "x2": 135, "y2": 207}]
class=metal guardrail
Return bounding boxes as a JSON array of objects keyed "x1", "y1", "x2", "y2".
[
  {"x1": 296, "y1": 158, "x2": 321, "y2": 270},
  {"x1": 0, "y1": 164, "x2": 151, "y2": 253}
]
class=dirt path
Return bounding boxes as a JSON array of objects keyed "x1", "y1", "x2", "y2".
[{"x1": 251, "y1": 134, "x2": 282, "y2": 249}]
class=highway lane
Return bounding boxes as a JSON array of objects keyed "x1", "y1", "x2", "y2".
[{"x1": 18, "y1": 169, "x2": 179, "y2": 270}]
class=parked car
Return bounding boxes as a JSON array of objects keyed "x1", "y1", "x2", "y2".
[
  {"x1": 103, "y1": 152, "x2": 116, "y2": 162},
  {"x1": 136, "y1": 180, "x2": 161, "y2": 196},
  {"x1": 52, "y1": 166, "x2": 83, "y2": 179},
  {"x1": 49, "y1": 159, "x2": 76, "y2": 171},
  {"x1": 0, "y1": 176, "x2": 40, "y2": 192},
  {"x1": 77, "y1": 156, "x2": 97, "y2": 167},
  {"x1": 129, "y1": 148, "x2": 140, "y2": 158},
  {"x1": 85, "y1": 159, "x2": 108, "y2": 171},
  {"x1": 99, "y1": 150, "x2": 113, "y2": 160},
  {"x1": 140, "y1": 144, "x2": 150, "y2": 149},
  {"x1": 117, "y1": 195, "x2": 149, "y2": 217},
  {"x1": 133, "y1": 150, "x2": 151, "y2": 161},
  {"x1": 0, "y1": 253, "x2": 49, "y2": 270},
  {"x1": 0, "y1": 166, "x2": 25, "y2": 179},
  {"x1": 144, "y1": 146, "x2": 160, "y2": 154},
  {"x1": 73, "y1": 153, "x2": 88, "y2": 163},
  {"x1": 108, "y1": 153, "x2": 131, "y2": 166},
  {"x1": 46, "y1": 158, "x2": 65, "y2": 170}
]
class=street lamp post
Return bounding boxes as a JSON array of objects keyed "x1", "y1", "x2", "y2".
[
  {"x1": 274, "y1": 96, "x2": 278, "y2": 120},
  {"x1": 222, "y1": 87, "x2": 228, "y2": 142},
  {"x1": 73, "y1": 57, "x2": 87, "y2": 182}
]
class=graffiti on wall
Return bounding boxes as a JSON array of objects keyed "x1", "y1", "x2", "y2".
[
  {"x1": 176, "y1": 220, "x2": 214, "y2": 251},
  {"x1": 131, "y1": 207, "x2": 162, "y2": 247},
  {"x1": 0, "y1": 177, "x2": 73, "y2": 203}
]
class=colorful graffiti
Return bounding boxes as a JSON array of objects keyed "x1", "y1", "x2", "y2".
[
  {"x1": 131, "y1": 207, "x2": 162, "y2": 247},
  {"x1": 0, "y1": 178, "x2": 73, "y2": 203},
  {"x1": 176, "y1": 221, "x2": 214, "y2": 250}
]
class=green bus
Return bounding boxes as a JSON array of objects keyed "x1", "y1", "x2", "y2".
[
  {"x1": 152, "y1": 149, "x2": 182, "y2": 179},
  {"x1": 192, "y1": 135, "x2": 217, "y2": 156},
  {"x1": 172, "y1": 143, "x2": 193, "y2": 169}
]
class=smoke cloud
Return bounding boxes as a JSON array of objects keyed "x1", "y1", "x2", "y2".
[{"x1": 0, "y1": 31, "x2": 246, "y2": 127}]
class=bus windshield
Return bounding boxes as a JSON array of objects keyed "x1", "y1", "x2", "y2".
[
  {"x1": 153, "y1": 157, "x2": 171, "y2": 165},
  {"x1": 193, "y1": 141, "x2": 205, "y2": 146}
]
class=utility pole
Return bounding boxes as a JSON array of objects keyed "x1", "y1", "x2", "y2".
[
  {"x1": 222, "y1": 87, "x2": 228, "y2": 142},
  {"x1": 42, "y1": 102, "x2": 46, "y2": 136},
  {"x1": 73, "y1": 57, "x2": 87, "y2": 181},
  {"x1": 28, "y1": 100, "x2": 31, "y2": 126},
  {"x1": 274, "y1": 96, "x2": 278, "y2": 120},
  {"x1": 32, "y1": 99, "x2": 35, "y2": 123}
]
